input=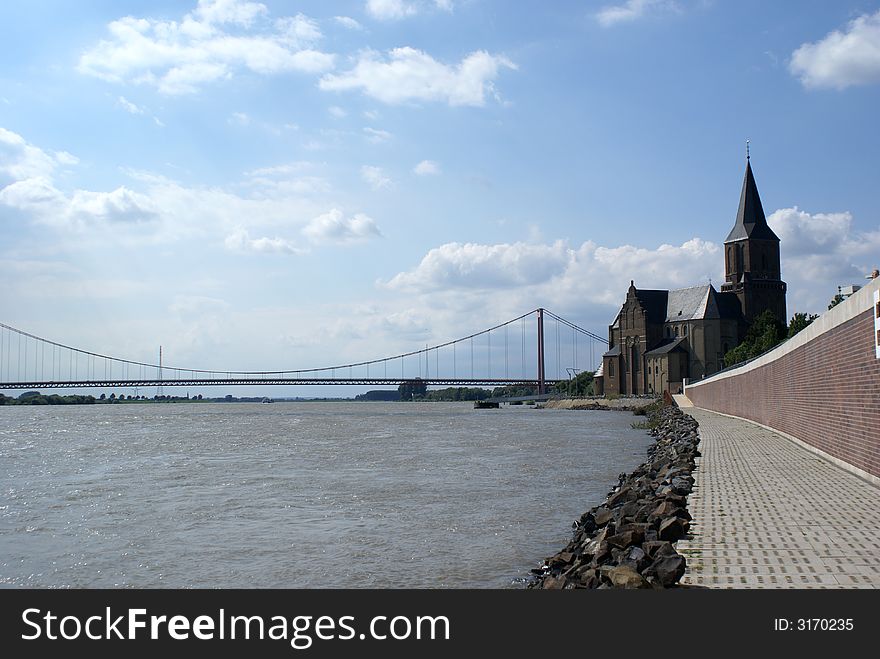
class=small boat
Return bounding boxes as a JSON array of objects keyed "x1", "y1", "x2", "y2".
[
  {"x1": 473, "y1": 400, "x2": 500, "y2": 409},
  {"x1": 261, "y1": 397, "x2": 273, "y2": 404}
]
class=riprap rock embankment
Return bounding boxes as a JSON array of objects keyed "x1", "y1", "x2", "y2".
[{"x1": 530, "y1": 405, "x2": 699, "y2": 589}]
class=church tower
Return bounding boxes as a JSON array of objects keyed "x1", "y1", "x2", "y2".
[{"x1": 720, "y1": 151, "x2": 787, "y2": 329}]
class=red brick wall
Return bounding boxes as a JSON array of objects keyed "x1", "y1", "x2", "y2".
[{"x1": 686, "y1": 308, "x2": 880, "y2": 478}]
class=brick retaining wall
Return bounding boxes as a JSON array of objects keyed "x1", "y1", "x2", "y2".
[{"x1": 685, "y1": 279, "x2": 880, "y2": 480}]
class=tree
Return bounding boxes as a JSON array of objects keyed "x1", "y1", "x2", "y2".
[
  {"x1": 99, "y1": 393, "x2": 106, "y2": 400},
  {"x1": 724, "y1": 310, "x2": 786, "y2": 367},
  {"x1": 787, "y1": 312, "x2": 818, "y2": 338},
  {"x1": 828, "y1": 293, "x2": 845, "y2": 310},
  {"x1": 398, "y1": 379, "x2": 428, "y2": 401},
  {"x1": 554, "y1": 371, "x2": 595, "y2": 397}
]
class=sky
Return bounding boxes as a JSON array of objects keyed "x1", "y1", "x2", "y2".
[{"x1": 1, "y1": 0, "x2": 879, "y2": 396}]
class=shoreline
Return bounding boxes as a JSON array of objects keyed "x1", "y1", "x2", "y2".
[
  {"x1": 529, "y1": 403, "x2": 700, "y2": 589},
  {"x1": 544, "y1": 396, "x2": 659, "y2": 412}
]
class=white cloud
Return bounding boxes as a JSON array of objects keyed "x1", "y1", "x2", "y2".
[
  {"x1": 68, "y1": 187, "x2": 159, "y2": 224},
  {"x1": 361, "y1": 165, "x2": 392, "y2": 190},
  {"x1": 328, "y1": 105, "x2": 347, "y2": 118},
  {"x1": 229, "y1": 111, "x2": 251, "y2": 126},
  {"x1": 0, "y1": 177, "x2": 66, "y2": 215},
  {"x1": 790, "y1": 10, "x2": 880, "y2": 89},
  {"x1": 334, "y1": 16, "x2": 364, "y2": 30},
  {"x1": 1, "y1": 176, "x2": 158, "y2": 228},
  {"x1": 78, "y1": 3, "x2": 335, "y2": 95},
  {"x1": 383, "y1": 240, "x2": 575, "y2": 291},
  {"x1": 224, "y1": 227, "x2": 306, "y2": 254},
  {"x1": 117, "y1": 95, "x2": 145, "y2": 114},
  {"x1": 363, "y1": 126, "x2": 392, "y2": 143},
  {"x1": 596, "y1": 0, "x2": 675, "y2": 27},
  {"x1": 413, "y1": 159, "x2": 440, "y2": 176},
  {"x1": 768, "y1": 206, "x2": 853, "y2": 256},
  {"x1": 302, "y1": 208, "x2": 382, "y2": 245},
  {"x1": 768, "y1": 207, "x2": 880, "y2": 311},
  {"x1": 194, "y1": 0, "x2": 267, "y2": 27},
  {"x1": 380, "y1": 209, "x2": 880, "y2": 329},
  {"x1": 244, "y1": 162, "x2": 315, "y2": 177},
  {"x1": 365, "y1": 0, "x2": 452, "y2": 20},
  {"x1": 319, "y1": 47, "x2": 516, "y2": 106},
  {"x1": 274, "y1": 14, "x2": 323, "y2": 46},
  {"x1": 0, "y1": 127, "x2": 77, "y2": 183},
  {"x1": 366, "y1": 0, "x2": 418, "y2": 20}
]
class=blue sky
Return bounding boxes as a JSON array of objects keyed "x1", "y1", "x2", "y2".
[{"x1": 1, "y1": 0, "x2": 879, "y2": 394}]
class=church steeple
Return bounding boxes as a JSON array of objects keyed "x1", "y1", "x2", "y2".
[
  {"x1": 725, "y1": 158, "x2": 779, "y2": 243},
  {"x1": 721, "y1": 149, "x2": 787, "y2": 328}
]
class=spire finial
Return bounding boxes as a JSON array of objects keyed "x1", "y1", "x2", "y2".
[{"x1": 746, "y1": 139, "x2": 750, "y2": 161}]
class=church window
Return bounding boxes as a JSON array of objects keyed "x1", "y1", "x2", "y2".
[
  {"x1": 674, "y1": 325, "x2": 679, "y2": 336},
  {"x1": 683, "y1": 325, "x2": 688, "y2": 336},
  {"x1": 609, "y1": 361, "x2": 615, "y2": 377}
]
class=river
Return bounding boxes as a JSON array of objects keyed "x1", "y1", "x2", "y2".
[{"x1": 0, "y1": 402, "x2": 651, "y2": 588}]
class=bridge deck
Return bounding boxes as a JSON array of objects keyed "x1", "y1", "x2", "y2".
[{"x1": 0, "y1": 378, "x2": 561, "y2": 390}]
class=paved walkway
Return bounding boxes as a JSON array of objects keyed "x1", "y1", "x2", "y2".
[{"x1": 674, "y1": 405, "x2": 880, "y2": 589}]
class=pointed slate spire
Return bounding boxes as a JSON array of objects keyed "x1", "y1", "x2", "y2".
[{"x1": 725, "y1": 157, "x2": 779, "y2": 242}]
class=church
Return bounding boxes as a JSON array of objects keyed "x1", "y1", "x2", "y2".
[{"x1": 600, "y1": 156, "x2": 787, "y2": 395}]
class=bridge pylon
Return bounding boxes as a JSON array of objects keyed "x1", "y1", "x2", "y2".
[{"x1": 537, "y1": 308, "x2": 545, "y2": 395}]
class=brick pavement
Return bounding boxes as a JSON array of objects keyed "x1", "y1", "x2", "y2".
[{"x1": 674, "y1": 405, "x2": 880, "y2": 588}]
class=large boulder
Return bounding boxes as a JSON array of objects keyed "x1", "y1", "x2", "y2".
[
  {"x1": 607, "y1": 565, "x2": 651, "y2": 589},
  {"x1": 644, "y1": 554, "x2": 686, "y2": 587}
]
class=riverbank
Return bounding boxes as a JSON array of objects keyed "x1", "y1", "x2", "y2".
[
  {"x1": 530, "y1": 403, "x2": 700, "y2": 589},
  {"x1": 544, "y1": 396, "x2": 659, "y2": 412}
]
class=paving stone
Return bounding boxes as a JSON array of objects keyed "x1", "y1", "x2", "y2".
[{"x1": 676, "y1": 408, "x2": 880, "y2": 589}]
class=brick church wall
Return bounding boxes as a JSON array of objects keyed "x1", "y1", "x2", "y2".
[{"x1": 685, "y1": 278, "x2": 880, "y2": 481}]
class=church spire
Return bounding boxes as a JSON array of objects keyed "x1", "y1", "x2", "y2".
[{"x1": 724, "y1": 152, "x2": 779, "y2": 243}]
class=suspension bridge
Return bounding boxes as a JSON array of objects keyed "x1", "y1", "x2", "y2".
[{"x1": 0, "y1": 309, "x2": 607, "y2": 395}]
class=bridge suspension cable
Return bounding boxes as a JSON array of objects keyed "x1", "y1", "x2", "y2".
[{"x1": 0, "y1": 309, "x2": 607, "y2": 389}]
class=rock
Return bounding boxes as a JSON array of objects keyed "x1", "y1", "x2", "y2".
[
  {"x1": 549, "y1": 551, "x2": 575, "y2": 568},
  {"x1": 607, "y1": 486, "x2": 637, "y2": 508},
  {"x1": 645, "y1": 554, "x2": 686, "y2": 587},
  {"x1": 621, "y1": 546, "x2": 648, "y2": 572},
  {"x1": 642, "y1": 540, "x2": 676, "y2": 559},
  {"x1": 530, "y1": 404, "x2": 700, "y2": 590},
  {"x1": 649, "y1": 502, "x2": 692, "y2": 522},
  {"x1": 658, "y1": 516, "x2": 689, "y2": 542},
  {"x1": 618, "y1": 500, "x2": 642, "y2": 520},
  {"x1": 671, "y1": 476, "x2": 693, "y2": 495},
  {"x1": 606, "y1": 528, "x2": 645, "y2": 549},
  {"x1": 541, "y1": 575, "x2": 567, "y2": 590},
  {"x1": 608, "y1": 565, "x2": 651, "y2": 589},
  {"x1": 593, "y1": 507, "x2": 614, "y2": 527}
]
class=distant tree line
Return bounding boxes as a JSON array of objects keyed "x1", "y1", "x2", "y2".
[
  {"x1": 356, "y1": 381, "x2": 551, "y2": 402},
  {"x1": 0, "y1": 391, "x2": 96, "y2": 405}
]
